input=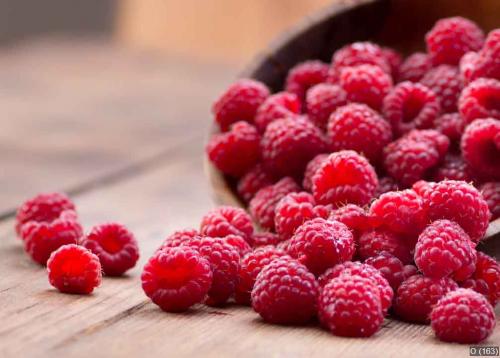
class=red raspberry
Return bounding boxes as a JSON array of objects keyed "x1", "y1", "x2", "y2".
[
  {"x1": 461, "y1": 118, "x2": 500, "y2": 180},
  {"x1": 375, "y1": 176, "x2": 400, "y2": 197},
  {"x1": 254, "y1": 92, "x2": 301, "y2": 132},
  {"x1": 81, "y1": 223, "x2": 139, "y2": 276},
  {"x1": 306, "y1": 83, "x2": 347, "y2": 130},
  {"x1": 398, "y1": 52, "x2": 432, "y2": 82},
  {"x1": 434, "y1": 113, "x2": 466, "y2": 144},
  {"x1": 200, "y1": 206, "x2": 253, "y2": 242},
  {"x1": 318, "y1": 275, "x2": 384, "y2": 337},
  {"x1": 287, "y1": 218, "x2": 354, "y2": 275},
  {"x1": 312, "y1": 150, "x2": 378, "y2": 207},
  {"x1": 382, "y1": 47, "x2": 402, "y2": 79},
  {"x1": 141, "y1": 247, "x2": 212, "y2": 312},
  {"x1": 329, "y1": 204, "x2": 369, "y2": 239},
  {"x1": 236, "y1": 164, "x2": 274, "y2": 203},
  {"x1": 459, "y1": 78, "x2": 500, "y2": 123},
  {"x1": 412, "y1": 179, "x2": 435, "y2": 197},
  {"x1": 422, "y1": 180, "x2": 491, "y2": 242},
  {"x1": 249, "y1": 177, "x2": 300, "y2": 231},
  {"x1": 432, "y1": 154, "x2": 474, "y2": 182},
  {"x1": 383, "y1": 81, "x2": 441, "y2": 135},
  {"x1": 365, "y1": 252, "x2": 418, "y2": 291},
  {"x1": 327, "y1": 103, "x2": 392, "y2": 164},
  {"x1": 285, "y1": 60, "x2": 329, "y2": 103},
  {"x1": 224, "y1": 235, "x2": 252, "y2": 257},
  {"x1": 15, "y1": 192, "x2": 75, "y2": 237},
  {"x1": 212, "y1": 79, "x2": 270, "y2": 131},
  {"x1": 431, "y1": 288, "x2": 496, "y2": 343},
  {"x1": 421, "y1": 65, "x2": 463, "y2": 113},
  {"x1": 302, "y1": 154, "x2": 328, "y2": 192},
  {"x1": 480, "y1": 182, "x2": 500, "y2": 220},
  {"x1": 393, "y1": 274, "x2": 458, "y2": 323},
  {"x1": 425, "y1": 17, "x2": 484, "y2": 66},
  {"x1": 358, "y1": 229, "x2": 412, "y2": 264},
  {"x1": 461, "y1": 252, "x2": 500, "y2": 306},
  {"x1": 206, "y1": 121, "x2": 260, "y2": 177},
  {"x1": 159, "y1": 229, "x2": 202, "y2": 251},
  {"x1": 459, "y1": 51, "x2": 481, "y2": 83},
  {"x1": 463, "y1": 30, "x2": 500, "y2": 82},
  {"x1": 251, "y1": 257, "x2": 319, "y2": 324},
  {"x1": 406, "y1": 129, "x2": 450, "y2": 157},
  {"x1": 235, "y1": 245, "x2": 289, "y2": 305},
  {"x1": 47, "y1": 244, "x2": 101, "y2": 294},
  {"x1": 250, "y1": 232, "x2": 281, "y2": 247}
]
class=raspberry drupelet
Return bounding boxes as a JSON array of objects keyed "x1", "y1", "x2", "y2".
[
  {"x1": 254, "y1": 92, "x2": 301, "y2": 132},
  {"x1": 200, "y1": 206, "x2": 254, "y2": 243}
]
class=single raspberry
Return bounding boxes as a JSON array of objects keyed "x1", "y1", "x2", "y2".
[
  {"x1": 412, "y1": 179, "x2": 435, "y2": 197},
  {"x1": 274, "y1": 192, "x2": 321, "y2": 241},
  {"x1": 398, "y1": 52, "x2": 432, "y2": 82},
  {"x1": 421, "y1": 65, "x2": 463, "y2": 113},
  {"x1": 261, "y1": 116, "x2": 327, "y2": 178},
  {"x1": 287, "y1": 218, "x2": 354, "y2": 275},
  {"x1": 249, "y1": 177, "x2": 300, "y2": 231},
  {"x1": 236, "y1": 164, "x2": 274, "y2": 203},
  {"x1": 235, "y1": 246, "x2": 289, "y2": 305},
  {"x1": 434, "y1": 113, "x2": 466, "y2": 144},
  {"x1": 425, "y1": 16, "x2": 484, "y2": 66},
  {"x1": 383, "y1": 81, "x2": 441, "y2": 135},
  {"x1": 302, "y1": 154, "x2": 328, "y2": 192},
  {"x1": 422, "y1": 180, "x2": 491, "y2": 242},
  {"x1": 250, "y1": 232, "x2": 281, "y2": 247},
  {"x1": 382, "y1": 47, "x2": 402, "y2": 79},
  {"x1": 329, "y1": 204, "x2": 369, "y2": 239},
  {"x1": 306, "y1": 83, "x2": 347, "y2": 130},
  {"x1": 318, "y1": 275, "x2": 384, "y2": 337},
  {"x1": 206, "y1": 121, "x2": 260, "y2": 177},
  {"x1": 141, "y1": 247, "x2": 212, "y2": 312},
  {"x1": 251, "y1": 257, "x2": 319, "y2": 324},
  {"x1": 375, "y1": 176, "x2": 400, "y2": 197},
  {"x1": 459, "y1": 51, "x2": 481, "y2": 83},
  {"x1": 406, "y1": 129, "x2": 451, "y2": 157},
  {"x1": 47, "y1": 244, "x2": 101, "y2": 294},
  {"x1": 312, "y1": 150, "x2": 378, "y2": 207},
  {"x1": 224, "y1": 235, "x2": 252, "y2": 257},
  {"x1": 254, "y1": 92, "x2": 301, "y2": 132},
  {"x1": 15, "y1": 192, "x2": 75, "y2": 237},
  {"x1": 459, "y1": 78, "x2": 500, "y2": 123},
  {"x1": 358, "y1": 229, "x2": 412, "y2": 264},
  {"x1": 159, "y1": 229, "x2": 202, "y2": 251},
  {"x1": 393, "y1": 274, "x2": 458, "y2": 323},
  {"x1": 432, "y1": 154, "x2": 474, "y2": 182},
  {"x1": 431, "y1": 288, "x2": 496, "y2": 343},
  {"x1": 365, "y1": 252, "x2": 418, "y2": 291},
  {"x1": 463, "y1": 30, "x2": 500, "y2": 82},
  {"x1": 327, "y1": 103, "x2": 392, "y2": 164},
  {"x1": 461, "y1": 118, "x2": 500, "y2": 180},
  {"x1": 81, "y1": 223, "x2": 139, "y2": 276},
  {"x1": 461, "y1": 252, "x2": 500, "y2": 306},
  {"x1": 200, "y1": 206, "x2": 253, "y2": 242},
  {"x1": 212, "y1": 79, "x2": 270, "y2": 131},
  {"x1": 480, "y1": 182, "x2": 500, "y2": 220},
  {"x1": 285, "y1": 60, "x2": 329, "y2": 103}
]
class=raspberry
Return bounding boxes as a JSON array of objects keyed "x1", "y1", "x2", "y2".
[
  {"x1": 339, "y1": 65, "x2": 393, "y2": 111},
  {"x1": 159, "y1": 229, "x2": 202, "y2": 251},
  {"x1": 21, "y1": 210, "x2": 82, "y2": 265},
  {"x1": 306, "y1": 84, "x2": 347, "y2": 130},
  {"x1": 463, "y1": 30, "x2": 500, "y2": 82},
  {"x1": 81, "y1": 223, "x2": 139, "y2": 276},
  {"x1": 250, "y1": 232, "x2": 281, "y2": 247},
  {"x1": 206, "y1": 121, "x2": 260, "y2": 177},
  {"x1": 382, "y1": 47, "x2": 402, "y2": 79},
  {"x1": 434, "y1": 112, "x2": 466, "y2": 144},
  {"x1": 302, "y1": 154, "x2": 328, "y2": 192},
  {"x1": 430, "y1": 288, "x2": 496, "y2": 343},
  {"x1": 15, "y1": 192, "x2": 75, "y2": 237},
  {"x1": 318, "y1": 275, "x2": 384, "y2": 337},
  {"x1": 251, "y1": 257, "x2": 319, "y2": 324},
  {"x1": 422, "y1": 180, "x2": 491, "y2": 242},
  {"x1": 287, "y1": 218, "x2": 354, "y2": 275},
  {"x1": 236, "y1": 164, "x2": 274, "y2": 203},
  {"x1": 365, "y1": 252, "x2": 418, "y2": 290},
  {"x1": 224, "y1": 235, "x2": 252, "y2": 257},
  {"x1": 393, "y1": 274, "x2": 458, "y2": 323},
  {"x1": 261, "y1": 116, "x2": 327, "y2": 178},
  {"x1": 459, "y1": 51, "x2": 481, "y2": 83},
  {"x1": 462, "y1": 118, "x2": 500, "y2": 180},
  {"x1": 383, "y1": 81, "x2": 441, "y2": 135},
  {"x1": 329, "y1": 204, "x2": 369, "y2": 239},
  {"x1": 47, "y1": 244, "x2": 101, "y2": 294},
  {"x1": 312, "y1": 150, "x2": 378, "y2": 207},
  {"x1": 254, "y1": 92, "x2": 301, "y2": 132},
  {"x1": 235, "y1": 246, "x2": 289, "y2": 305},
  {"x1": 432, "y1": 154, "x2": 474, "y2": 182},
  {"x1": 412, "y1": 179, "x2": 435, "y2": 197},
  {"x1": 212, "y1": 79, "x2": 270, "y2": 131},
  {"x1": 480, "y1": 182, "x2": 500, "y2": 220},
  {"x1": 327, "y1": 103, "x2": 392, "y2": 164},
  {"x1": 421, "y1": 65, "x2": 463, "y2": 113},
  {"x1": 425, "y1": 17, "x2": 484, "y2": 66},
  {"x1": 285, "y1": 60, "x2": 329, "y2": 103},
  {"x1": 459, "y1": 78, "x2": 500, "y2": 123},
  {"x1": 398, "y1": 52, "x2": 432, "y2": 82},
  {"x1": 406, "y1": 129, "x2": 451, "y2": 157},
  {"x1": 249, "y1": 177, "x2": 300, "y2": 231},
  {"x1": 358, "y1": 229, "x2": 412, "y2": 264},
  {"x1": 461, "y1": 252, "x2": 500, "y2": 306},
  {"x1": 141, "y1": 247, "x2": 212, "y2": 312},
  {"x1": 200, "y1": 206, "x2": 253, "y2": 242},
  {"x1": 375, "y1": 177, "x2": 400, "y2": 197}
]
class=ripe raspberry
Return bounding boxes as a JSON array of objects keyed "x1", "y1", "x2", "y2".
[
  {"x1": 432, "y1": 154, "x2": 474, "y2": 182},
  {"x1": 212, "y1": 79, "x2": 270, "y2": 131},
  {"x1": 81, "y1": 223, "x2": 139, "y2": 276},
  {"x1": 318, "y1": 275, "x2": 384, "y2": 337},
  {"x1": 375, "y1": 176, "x2": 400, "y2": 197},
  {"x1": 393, "y1": 274, "x2": 458, "y2": 323},
  {"x1": 274, "y1": 192, "x2": 321, "y2": 241},
  {"x1": 329, "y1": 204, "x2": 369, "y2": 239},
  {"x1": 463, "y1": 30, "x2": 500, "y2": 82},
  {"x1": 459, "y1": 51, "x2": 481, "y2": 83},
  {"x1": 459, "y1": 78, "x2": 500, "y2": 123},
  {"x1": 200, "y1": 206, "x2": 253, "y2": 242},
  {"x1": 383, "y1": 81, "x2": 441, "y2": 135},
  {"x1": 251, "y1": 257, "x2": 319, "y2": 324},
  {"x1": 206, "y1": 121, "x2": 260, "y2": 177},
  {"x1": 302, "y1": 154, "x2": 328, "y2": 192},
  {"x1": 358, "y1": 229, "x2": 412, "y2": 264},
  {"x1": 431, "y1": 288, "x2": 495, "y2": 343},
  {"x1": 250, "y1": 232, "x2": 281, "y2": 247},
  {"x1": 425, "y1": 17, "x2": 484, "y2": 66},
  {"x1": 306, "y1": 83, "x2": 347, "y2": 130},
  {"x1": 422, "y1": 180, "x2": 491, "y2": 242},
  {"x1": 461, "y1": 252, "x2": 500, "y2": 306},
  {"x1": 236, "y1": 164, "x2": 274, "y2": 203},
  {"x1": 480, "y1": 182, "x2": 500, "y2": 220},
  {"x1": 406, "y1": 129, "x2": 451, "y2": 157},
  {"x1": 15, "y1": 192, "x2": 75, "y2": 237},
  {"x1": 412, "y1": 179, "x2": 435, "y2": 197},
  {"x1": 398, "y1": 52, "x2": 432, "y2": 82},
  {"x1": 159, "y1": 229, "x2": 202, "y2": 251},
  {"x1": 434, "y1": 112, "x2": 466, "y2": 144},
  {"x1": 461, "y1": 118, "x2": 500, "y2": 180},
  {"x1": 254, "y1": 92, "x2": 301, "y2": 132},
  {"x1": 312, "y1": 150, "x2": 378, "y2": 207},
  {"x1": 287, "y1": 218, "x2": 354, "y2": 275},
  {"x1": 365, "y1": 252, "x2": 418, "y2": 290},
  {"x1": 224, "y1": 235, "x2": 252, "y2": 257},
  {"x1": 285, "y1": 60, "x2": 329, "y2": 103},
  {"x1": 382, "y1": 47, "x2": 402, "y2": 79},
  {"x1": 421, "y1": 65, "x2": 463, "y2": 113},
  {"x1": 235, "y1": 246, "x2": 289, "y2": 304},
  {"x1": 47, "y1": 244, "x2": 101, "y2": 294},
  {"x1": 327, "y1": 103, "x2": 392, "y2": 164},
  {"x1": 141, "y1": 247, "x2": 212, "y2": 312},
  {"x1": 249, "y1": 177, "x2": 300, "y2": 231},
  {"x1": 262, "y1": 116, "x2": 327, "y2": 178}
]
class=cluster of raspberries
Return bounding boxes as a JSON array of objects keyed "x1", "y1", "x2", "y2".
[{"x1": 16, "y1": 192, "x2": 139, "y2": 294}]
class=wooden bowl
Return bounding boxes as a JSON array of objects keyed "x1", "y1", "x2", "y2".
[{"x1": 205, "y1": 0, "x2": 500, "y2": 251}]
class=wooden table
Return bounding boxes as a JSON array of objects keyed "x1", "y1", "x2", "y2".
[{"x1": 0, "y1": 39, "x2": 498, "y2": 358}]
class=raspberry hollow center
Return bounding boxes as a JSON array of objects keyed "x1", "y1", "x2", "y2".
[
  {"x1": 402, "y1": 94, "x2": 424, "y2": 123},
  {"x1": 99, "y1": 232, "x2": 124, "y2": 254}
]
